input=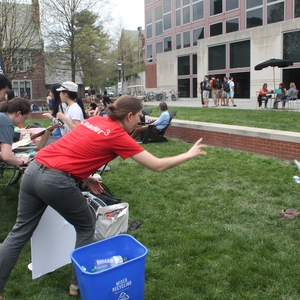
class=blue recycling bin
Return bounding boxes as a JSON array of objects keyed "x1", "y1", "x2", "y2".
[{"x1": 70, "y1": 234, "x2": 148, "y2": 300}]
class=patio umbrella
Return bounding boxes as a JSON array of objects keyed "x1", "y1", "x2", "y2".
[{"x1": 254, "y1": 58, "x2": 293, "y2": 93}]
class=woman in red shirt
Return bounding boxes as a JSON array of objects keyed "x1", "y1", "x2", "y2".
[
  {"x1": 258, "y1": 83, "x2": 272, "y2": 108},
  {"x1": 0, "y1": 95, "x2": 207, "y2": 299}
]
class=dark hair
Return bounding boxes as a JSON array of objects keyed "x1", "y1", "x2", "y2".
[
  {"x1": 76, "y1": 97, "x2": 87, "y2": 119},
  {"x1": 50, "y1": 84, "x2": 62, "y2": 117},
  {"x1": 6, "y1": 90, "x2": 15, "y2": 100},
  {"x1": 279, "y1": 83, "x2": 286, "y2": 89},
  {"x1": 0, "y1": 74, "x2": 12, "y2": 90},
  {"x1": 108, "y1": 95, "x2": 143, "y2": 121},
  {"x1": 0, "y1": 97, "x2": 31, "y2": 114},
  {"x1": 63, "y1": 91, "x2": 77, "y2": 101},
  {"x1": 159, "y1": 101, "x2": 168, "y2": 111}
]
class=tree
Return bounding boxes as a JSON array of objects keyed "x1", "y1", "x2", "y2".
[
  {"x1": 40, "y1": 0, "x2": 111, "y2": 85},
  {"x1": 0, "y1": 0, "x2": 44, "y2": 79}
]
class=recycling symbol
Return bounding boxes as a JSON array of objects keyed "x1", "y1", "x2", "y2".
[{"x1": 118, "y1": 292, "x2": 129, "y2": 300}]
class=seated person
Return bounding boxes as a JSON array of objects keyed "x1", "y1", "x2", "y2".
[
  {"x1": 131, "y1": 101, "x2": 170, "y2": 141},
  {"x1": 282, "y1": 82, "x2": 298, "y2": 109},
  {"x1": 257, "y1": 83, "x2": 272, "y2": 108},
  {"x1": 85, "y1": 99, "x2": 98, "y2": 117},
  {"x1": 95, "y1": 91, "x2": 111, "y2": 116},
  {"x1": 273, "y1": 83, "x2": 287, "y2": 109}
]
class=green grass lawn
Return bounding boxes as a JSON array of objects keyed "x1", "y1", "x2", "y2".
[
  {"x1": 145, "y1": 105, "x2": 300, "y2": 132},
  {"x1": 1, "y1": 115, "x2": 300, "y2": 299}
]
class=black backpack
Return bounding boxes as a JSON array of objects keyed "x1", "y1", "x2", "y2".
[
  {"x1": 204, "y1": 81, "x2": 211, "y2": 91},
  {"x1": 213, "y1": 79, "x2": 220, "y2": 89},
  {"x1": 223, "y1": 81, "x2": 230, "y2": 92}
]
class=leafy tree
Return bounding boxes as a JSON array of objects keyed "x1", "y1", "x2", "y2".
[
  {"x1": 41, "y1": 0, "x2": 111, "y2": 85},
  {"x1": 0, "y1": 0, "x2": 44, "y2": 79}
]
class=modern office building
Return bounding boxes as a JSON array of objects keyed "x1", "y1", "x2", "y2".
[{"x1": 144, "y1": 0, "x2": 300, "y2": 100}]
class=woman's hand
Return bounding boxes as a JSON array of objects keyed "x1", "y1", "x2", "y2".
[
  {"x1": 42, "y1": 113, "x2": 51, "y2": 119},
  {"x1": 56, "y1": 112, "x2": 66, "y2": 122},
  {"x1": 187, "y1": 138, "x2": 207, "y2": 158},
  {"x1": 83, "y1": 177, "x2": 104, "y2": 194}
]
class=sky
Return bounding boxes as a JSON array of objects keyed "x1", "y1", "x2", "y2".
[{"x1": 110, "y1": 0, "x2": 145, "y2": 31}]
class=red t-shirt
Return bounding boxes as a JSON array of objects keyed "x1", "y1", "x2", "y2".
[{"x1": 35, "y1": 117, "x2": 144, "y2": 179}]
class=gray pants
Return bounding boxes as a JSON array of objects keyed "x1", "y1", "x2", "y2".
[{"x1": 0, "y1": 160, "x2": 95, "y2": 293}]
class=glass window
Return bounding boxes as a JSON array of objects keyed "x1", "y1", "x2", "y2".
[
  {"x1": 193, "y1": 27, "x2": 204, "y2": 45},
  {"x1": 147, "y1": 44, "x2": 153, "y2": 62},
  {"x1": 178, "y1": 78, "x2": 190, "y2": 97},
  {"x1": 164, "y1": 13, "x2": 172, "y2": 30},
  {"x1": 247, "y1": 8, "x2": 263, "y2": 28},
  {"x1": 147, "y1": 24, "x2": 152, "y2": 39},
  {"x1": 246, "y1": 0, "x2": 262, "y2": 9},
  {"x1": 164, "y1": 36, "x2": 172, "y2": 52},
  {"x1": 164, "y1": 0, "x2": 171, "y2": 13},
  {"x1": 208, "y1": 45, "x2": 226, "y2": 70},
  {"x1": 146, "y1": 0, "x2": 152, "y2": 5},
  {"x1": 176, "y1": 9, "x2": 181, "y2": 26},
  {"x1": 267, "y1": 2, "x2": 284, "y2": 24},
  {"x1": 146, "y1": 10, "x2": 152, "y2": 24},
  {"x1": 226, "y1": 0, "x2": 239, "y2": 11},
  {"x1": 183, "y1": 0, "x2": 190, "y2": 5},
  {"x1": 210, "y1": 0, "x2": 222, "y2": 16},
  {"x1": 183, "y1": 6, "x2": 190, "y2": 24},
  {"x1": 193, "y1": 54, "x2": 197, "y2": 75},
  {"x1": 193, "y1": 1, "x2": 204, "y2": 21},
  {"x1": 176, "y1": 0, "x2": 181, "y2": 9},
  {"x1": 178, "y1": 56, "x2": 190, "y2": 76},
  {"x1": 230, "y1": 40, "x2": 250, "y2": 68},
  {"x1": 296, "y1": 0, "x2": 300, "y2": 18},
  {"x1": 183, "y1": 31, "x2": 190, "y2": 48},
  {"x1": 156, "y1": 41, "x2": 163, "y2": 54},
  {"x1": 155, "y1": 5, "x2": 162, "y2": 21},
  {"x1": 283, "y1": 31, "x2": 300, "y2": 63},
  {"x1": 226, "y1": 18, "x2": 239, "y2": 33},
  {"x1": 176, "y1": 33, "x2": 181, "y2": 49},
  {"x1": 210, "y1": 22, "x2": 222, "y2": 37},
  {"x1": 156, "y1": 21, "x2": 163, "y2": 36}
]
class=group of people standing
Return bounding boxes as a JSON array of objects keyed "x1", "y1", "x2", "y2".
[{"x1": 199, "y1": 75, "x2": 236, "y2": 108}]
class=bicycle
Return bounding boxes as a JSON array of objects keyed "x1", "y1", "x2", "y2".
[
  {"x1": 168, "y1": 89, "x2": 179, "y2": 101},
  {"x1": 145, "y1": 91, "x2": 156, "y2": 102}
]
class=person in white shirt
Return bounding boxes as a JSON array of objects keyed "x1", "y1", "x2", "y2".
[
  {"x1": 228, "y1": 76, "x2": 236, "y2": 107},
  {"x1": 56, "y1": 81, "x2": 85, "y2": 136}
]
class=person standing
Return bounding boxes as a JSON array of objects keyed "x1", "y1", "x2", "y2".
[
  {"x1": 210, "y1": 75, "x2": 218, "y2": 107},
  {"x1": 199, "y1": 80, "x2": 205, "y2": 107},
  {"x1": 222, "y1": 77, "x2": 230, "y2": 106},
  {"x1": 228, "y1": 76, "x2": 236, "y2": 107},
  {"x1": 0, "y1": 95, "x2": 207, "y2": 299},
  {"x1": 55, "y1": 81, "x2": 85, "y2": 136},
  {"x1": 42, "y1": 84, "x2": 68, "y2": 137},
  {"x1": 202, "y1": 75, "x2": 211, "y2": 108}
]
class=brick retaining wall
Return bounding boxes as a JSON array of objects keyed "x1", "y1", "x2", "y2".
[{"x1": 166, "y1": 120, "x2": 300, "y2": 161}]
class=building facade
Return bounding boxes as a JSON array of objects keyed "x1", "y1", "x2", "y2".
[{"x1": 144, "y1": 0, "x2": 300, "y2": 100}]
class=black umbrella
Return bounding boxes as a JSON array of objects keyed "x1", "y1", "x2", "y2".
[{"x1": 254, "y1": 58, "x2": 293, "y2": 93}]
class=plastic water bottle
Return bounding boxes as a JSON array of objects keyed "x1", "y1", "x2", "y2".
[
  {"x1": 91, "y1": 255, "x2": 128, "y2": 272},
  {"x1": 293, "y1": 176, "x2": 300, "y2": 183}
]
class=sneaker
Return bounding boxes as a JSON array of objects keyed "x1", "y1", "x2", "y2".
[{"x1": 136, "y1": 139, "x2": 143, "y2": 144}]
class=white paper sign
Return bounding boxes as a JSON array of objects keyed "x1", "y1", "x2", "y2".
[{"x1": 30, "y1": 206, "x2": 76, "y2": 279}]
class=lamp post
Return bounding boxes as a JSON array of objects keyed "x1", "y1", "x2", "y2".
[
  {"x1": 117, "y1": 62, "x2": 122, "y2": 95},
  {"x1": 118, "y1": 62, "x2": 122, "y2": 82}
]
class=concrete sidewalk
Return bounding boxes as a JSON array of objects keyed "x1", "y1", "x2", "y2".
[{"x1": 143, "y1": 98, "x2": 300, "y2": 111}]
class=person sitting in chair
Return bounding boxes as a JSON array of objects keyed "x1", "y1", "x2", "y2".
[
  {"x1": 131, "y1": 101, "x2": 170, "y2": 141},
  {"x1": 282, "y1": 82, "x2": 298, "y2": 109},
  {"x1": 257, "y1": 83, "x2": 272, "y2": 108}
]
